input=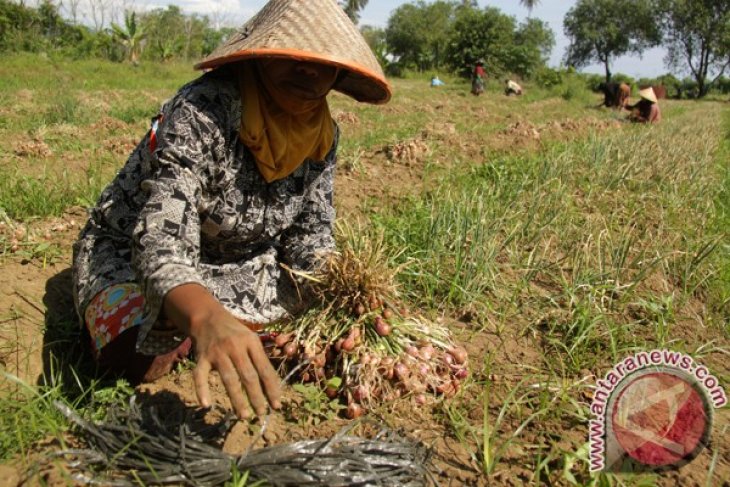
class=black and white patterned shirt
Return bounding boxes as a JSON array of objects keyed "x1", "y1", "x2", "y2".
[{"x1": 72, "y1": 66, "x2": 337, "y2": 354}]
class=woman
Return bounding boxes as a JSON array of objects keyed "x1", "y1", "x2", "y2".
[
  {"x1": 626, "y1": 87, "x2": 661, "y2": 123},
  {"x1": 72, "y1": 0, "x2": 391, "y2": 419},
  {"x1": 471, "y1": 59, "x2": 486, "y2": 96}
]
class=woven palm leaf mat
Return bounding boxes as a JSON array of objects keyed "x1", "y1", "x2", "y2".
[{"x1": 54, "y1": 397, "x2": 435, "y2": 486}]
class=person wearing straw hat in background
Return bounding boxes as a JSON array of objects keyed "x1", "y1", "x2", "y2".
[
  {"x1": 71, "y1": 0, "x2": 391, "y2": 420},
  {"x1": 626, "y1": 87, "x2": 661, "y2": 123},
  {"x1": 471, "y1": 59, "x2": 486, "y2": 95}
]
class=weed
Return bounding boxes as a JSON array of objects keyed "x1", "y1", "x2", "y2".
[
  {"x1": 13, "y1": 241, "x2": 64, "y2": 267},
  {"x1": 225, "y1": 467, "x2": 267, "y2": 487},
  {"x1": 291, "y1": 377, "x2": 345, "y2": 426}
]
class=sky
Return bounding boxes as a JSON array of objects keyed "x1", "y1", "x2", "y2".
[{"x1": 150, "y1": 0, "x2": 670, "y2": 78}]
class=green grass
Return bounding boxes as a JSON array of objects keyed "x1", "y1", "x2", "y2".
[
  {"x1": 0, "y1": 306, "x2": 131, "y2": 462},
  {"x1": 711, "y1": 110, "x2": 730, "y2": 324},
  {"x1": 0, "y1": 52, "x2": 196, "y2": 92},
  {"x1": 0, "y1": 163, "x2": 107, "y2": 219}
]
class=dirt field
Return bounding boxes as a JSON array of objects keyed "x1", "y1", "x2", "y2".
[{"x1": 0, "y1": 61, "x2": 728, "y2": 486}]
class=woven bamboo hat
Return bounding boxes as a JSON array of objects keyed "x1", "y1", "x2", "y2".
[
  {"x1": 638, "y1": 87, "x2": 658, "y2": 103},
  {"x1": 195, "y1": 0, "x2": 391, "y2": 104}
]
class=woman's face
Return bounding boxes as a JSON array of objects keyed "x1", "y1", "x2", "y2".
[{"x1": 258, "y1": 58, "x2": 339, "y2": 100}]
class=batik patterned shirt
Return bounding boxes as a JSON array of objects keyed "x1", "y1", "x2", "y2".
[{"x1": 72, "y1": 66, "x2": 337, "y2": 354}]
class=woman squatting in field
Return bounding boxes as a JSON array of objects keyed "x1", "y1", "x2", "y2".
[
  {"x1": 626, "y1": 87, "x2": 662, "y2": 124},
  {"x1": 71, "y1": 0, "x2": 391, "y2": 419}
]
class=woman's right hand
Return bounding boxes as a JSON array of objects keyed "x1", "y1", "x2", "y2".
[{"x1": 163, "y1": 283, "x2": 282, "y2": 419}]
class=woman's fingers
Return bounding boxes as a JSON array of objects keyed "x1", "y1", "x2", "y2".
[
  {"x1": 217, "y1": 356, "x2": 251, "y2": 419},
  {"x1": 249, "y1": 342, "x2": 282, "y2": 410},
  {"x1": 191, "y1": 317, "x2": 282, "y2": 419},
  {"x1": 231, "y1": 351, "x2": 268, "y2": 416},
  {"x1": 193, "y1": 359, "x2": 212, "y2": 408}
]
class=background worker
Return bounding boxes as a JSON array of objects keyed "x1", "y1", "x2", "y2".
[
  {"x1": 505, "y1": 79, "x2": 523, "y2": 96},
  {"x1": 627, "y1": 87, "x2": 661, "y2": 123}
]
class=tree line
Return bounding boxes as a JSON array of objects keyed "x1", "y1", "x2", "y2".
[
  {"x1": 1, "y1": 0, "x2": 728, "y2": 97},
  {"x1": 374, "y1": 1, "x2": 554, "y2": 79},
  {"x1": 0, "y1": 0, "x2": 233, "y2": 63}
]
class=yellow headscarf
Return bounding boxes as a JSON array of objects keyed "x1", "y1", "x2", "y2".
[{"x1": 238, "y1": 62, "x2": 335, "y2": 183}]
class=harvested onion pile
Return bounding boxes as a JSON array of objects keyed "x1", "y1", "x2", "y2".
[{"x1": 274, "y1": 224, "x2": 468, "y2": 417}]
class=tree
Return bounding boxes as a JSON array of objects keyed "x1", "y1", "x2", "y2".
[
  {"x1": 111, "y1": 10, "x2": 144, "y2": 64},
  {"x1": 339, "y1": 0, "x2": 368, "y2": 24},
  {"x1": 360, "y1": 25, "x2": 389, "y2": 67},
  {"x1": 203, "y1": 25, "x2": 234, "y2": 56},
  {"x1": 512, "y1": 18, "x2": 555, "y2": 76},
  {"x1": 563, "y1": 0, "x2": 660, "y2": 81},
  {"x1": 445, "y1": 6, "x2": 517, "y2": 77},
  {"x1": 62, "y1": 0, "x2": 83, "y2": 24},
  {"x1": 520, "y1": 0, "x2": 541, "y2": 16},
  {"x1": 516, "y1": 17, "x2": 554, "y2": 60},
  {"x1": 656, "y1": 0, "x2": 730, "y2": 97},
  {"x1": 140, "y1": 6, "x2": 209, "y2": 61},
  {"x1": 385, "y1": 0, "x2": 456, "y2": 71},
  {"x1": 88, "y1": 0, "x2": 112, "y2": 31}
]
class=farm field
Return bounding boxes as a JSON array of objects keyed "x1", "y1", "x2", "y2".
[{"x1": 0, "y1": 53, "x2": 729, "y2": 486}]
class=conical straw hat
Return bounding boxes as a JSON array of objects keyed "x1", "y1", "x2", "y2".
[
  {"x1": 195, "y1": 0, "x2": 391, "y2": 104},
  {"x1": 638, "y1": 87, "x2": 657, "y2": 103}
]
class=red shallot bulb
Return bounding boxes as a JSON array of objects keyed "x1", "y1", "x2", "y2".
[
  {"x1": 454, "y1": 368, "x2": 468, "y2": 380},
  {"x1": 394, "y1": 362, "x2": 409, "y2": 381},
  {"x1": 352, "y1": 385, "x2": 369, "y2": 402},
  {"x1": 313, "y1": 353, "x2": 327, "y2": 368},
  {"x1": 405, "y1": 346, "x2": 420, "y2": 358},
  {"x1": 341, "y1": 337, "x2": 356, "y2": 352},
  {"x1": 346, "y1": 403, "x2": 363, "y2": 419},
  {"x1": 415, "y1": 394, "x2": 427, "y2": 405},
  {"x1": 375, "y1": 319, "x2": 391, "y2": 337},
  {"x1": 419, "y1": 345, "x2": 434, "y2": 361},
  {"x1": 274, "y1": 332, "x2": 293, "y2": 348},
  {"x1": 382, "y1": 308, "x2": 393, "y2": 319},
  {"x1": 283, "y1": 342, "x2": 298, "y2": 358},
  {"x1": 436, "y1": 382, "x2": 456, "y2": 397},
  {"x1": 449, "y1": 347, "x2": 468, "y2": 365}
]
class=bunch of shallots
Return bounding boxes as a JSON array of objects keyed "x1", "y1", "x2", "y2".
[
  {"x1": 272, "y1": 223, "x2": 468, "y2": 417},
  {"x1": 265, "y1": 294, "x2": 468, "y2": 418}
]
